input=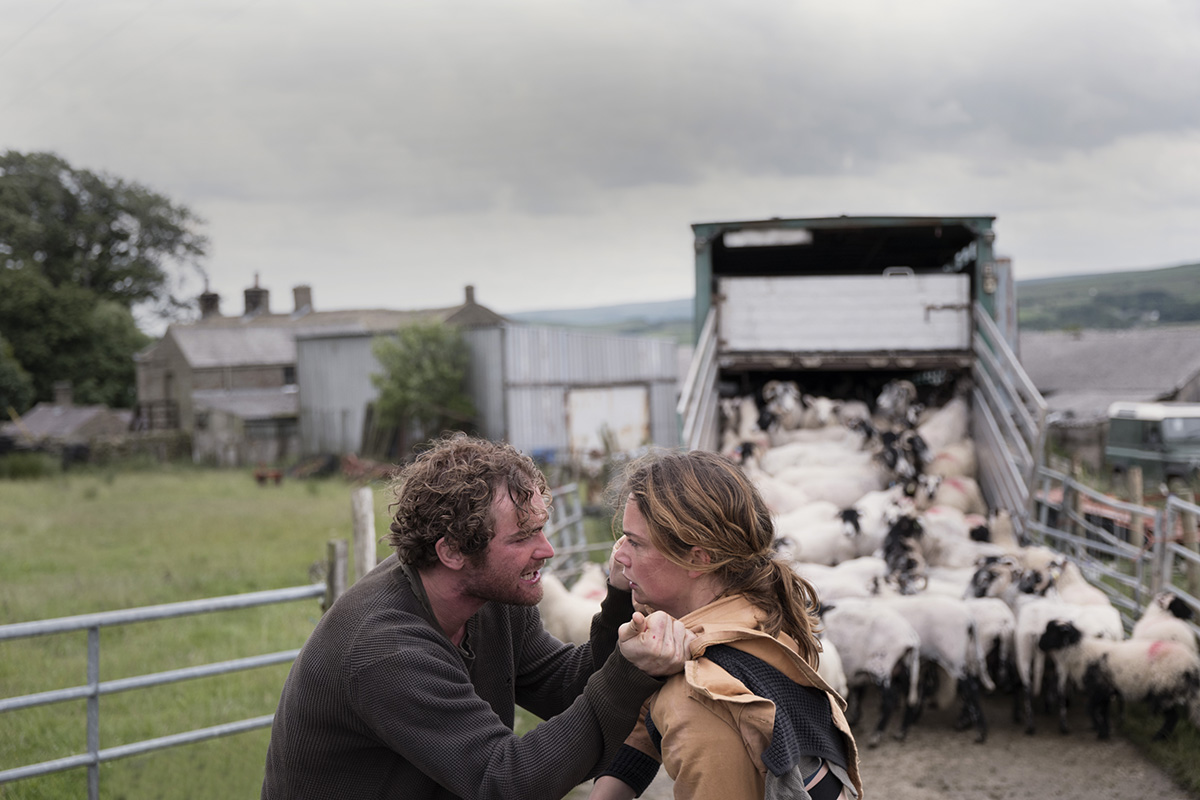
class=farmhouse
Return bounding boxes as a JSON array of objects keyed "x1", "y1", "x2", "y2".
[
  {"x1": 1018, "y1": 324, "x2": 1200, "y2": 469},
  {"x1": 134, "y1": 281, "x2": 504, "y2": 466}
]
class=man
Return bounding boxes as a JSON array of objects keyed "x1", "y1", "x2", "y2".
[{"x1": 262, "y1": 434, "x2": 692, "y2": 799}]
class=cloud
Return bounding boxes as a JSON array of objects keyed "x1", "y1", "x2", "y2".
[{"x1": 3, "y1": 0, "x2": 1200, "y2": 324}]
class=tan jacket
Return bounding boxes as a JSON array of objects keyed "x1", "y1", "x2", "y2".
[{"x1": 622, "y1": 595, "x2": 863, "y2": 800}]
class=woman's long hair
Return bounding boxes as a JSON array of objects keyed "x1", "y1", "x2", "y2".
[{"x1": 613, "y1": 448, "x2": 822, "y2": 665}]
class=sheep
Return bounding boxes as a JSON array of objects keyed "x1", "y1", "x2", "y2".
[
  {"x1": 769, "y1": 422, "x2": 867, "y2": 448},
  {"x1": 568, "y1": 561, "x2": 609, "y2": 603},
  {"x1": 883, "y1": 593, "x2": 993, "y2": 743},
  {"x1": 761, "y1": 380, "x2": 806, "y2": 430},
  {"x1": 1038, "y1": 619, "x2": 1200, "y2": 740},
  {"x1": 768, "y1": 459, "x2": 894, "y2": 509},
  {"x1": 916, "y1": 394, "x2": 970, "y2": 454},
  {"x1": 1038, "y1": 558, "x2": 1115, "y2": 607},
  {"x1": 839, "y1": 485, "x2": 913, "y2": 558},
  {"x1": 817, "y1": 634, "x2": 850, "y2": 699},
  {"x1": 801, "y1": 394, "x2": 843, "y2": 429},
  {"x1": 737, "y1": 443, "x2": 813, "y2": 514},
  {"x1": 875, "y1": 379, "x2": 919, "y2": 429},
  {"x1": 834, "y1": 398, "x2": 873, "y2": 429},
  {"x1": 719, "y1": 395, "x2": 770, "y2": 459},
  {"x1": 925, "y1": 439, "x2": 978, "y2": 480},
  {"x1": 1131, "y1": 591, "x2": 1200, "y2": 654},
  {"x1": 758, "y1": 437, "x2": 872, "y2": 476},
  {"x1": 925, "y1": 475, "x2": 988, "y2": 517},
  {"x1": 820, "y1": 598, "x2": 923, "y2": 747},
  {"x1": 1012, "y1": 596, "x2": 1123, "y2": 734},
  {"x1": 965, "y1": 596, "x2": 1018, "y2": 692},
  {"x1": 773, "y1": 515, "x2": 859, "y2": 567},
  {"x1": 536, "y1": 572, "x2": 601, "y2": 645}
]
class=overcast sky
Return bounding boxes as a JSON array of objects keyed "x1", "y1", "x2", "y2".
[{"x1": 4, "y1": 0, "x2": 1199, "y2": 326}]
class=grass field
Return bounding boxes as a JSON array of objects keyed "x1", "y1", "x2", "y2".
[
  {"x1": 5, "y1": 464, "x2": 1198, "y2": 798},
  {"x1": 0, "y1": 465, "x2": 396, "y2": 799}
]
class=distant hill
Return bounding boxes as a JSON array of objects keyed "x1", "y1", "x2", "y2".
[
  {"x1": 1017, "y1": 262, "x2": 1200, "y2": 330},
  {"x1": 504, "y1": 262, "x2": 1200, "y2": 338},
  {"x1": 506, "y1": 298, "x2": 694, "y2": 343}
]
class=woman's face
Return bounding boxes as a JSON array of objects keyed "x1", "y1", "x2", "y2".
[{"x1": 613, "y1": 496, "x2": 698, "y2": 618}]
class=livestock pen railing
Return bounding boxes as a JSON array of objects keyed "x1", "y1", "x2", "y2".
[
  {"x1": 1029, "y1": 466, "x2": 1200, "y2": 637},
  {"x1": 544, "y1": 482, "x2": 613, "y2": 582},
  {"x1": 0, "y1": 571, "x2": 341, "y2": 800},
  {"x1": 0, "y1": 482, "x2": 590, "y2": 798}
]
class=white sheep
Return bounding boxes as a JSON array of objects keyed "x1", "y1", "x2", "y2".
[
  {"x1": 925, "y1": 475, "x2": 988, "y2": 517},
  {"x1": 773, "y1": 516, "x2": 859, "y2": 567},
  {"x1": 1037, "y1": 619, "x2": 1200, "y2": 740},
  {"x1": 536, "y1": 572, "x2": 601, "y2": 645},
  {"x1": 759, "y1": 437, "x2": 872, "y2": 477},
  {"x1": 1041, "y1": 558, "x2": 1115, "y2": 607},
  {"x1": 820, "y1": 597, "x2": 923, "y2": 747},
  {"x1": 925, "y1": 439, "x2": 978, "y2": 480},
  {"x1": 817, "y1": 634, "x2": 850, "y2": 699},
  {"x1": 568, "y1": 561, "x2": 609, "y2": 603},
  {"x1": 915, "y1": 394, "x2": 969, "y2": 454},
  {"x1": 872, "y1": 593, "x2": 993, "y2": 742},
  {"x1": 1131, "y1": 591, "x2": 1199, "y2": 654},
  {"x1": 964, "y1": 596, "x2": 1018, "y2": 691}
]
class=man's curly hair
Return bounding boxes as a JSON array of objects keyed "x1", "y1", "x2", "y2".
[{"x1": 387, "y1": 433, "x2": 550, "y2": 568}]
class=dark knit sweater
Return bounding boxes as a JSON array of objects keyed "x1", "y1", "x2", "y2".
[{"x1": 261, "y1": 554, "x2": 660, "y2": 800}]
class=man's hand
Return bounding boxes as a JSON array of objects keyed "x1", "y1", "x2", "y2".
[{"x1": 617, "y1": 610, "x2": 695, "y2": 677}]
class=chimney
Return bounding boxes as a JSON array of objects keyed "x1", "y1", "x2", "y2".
[
  {"x1": 293, "y1": 284, "x2": 313, "y2": 313},
  {"x1": 244, "y1": 273, "x2": 270, "y2": 316},
  {"x1": 199, "y1": 290, "x2": 221, "y2": 319},
  {"x1": 464, "y1": 285, "x2": 476, "y2": 305},
  {"x1": 54, "y1": 380, "x2": 73, "y2": 407}
]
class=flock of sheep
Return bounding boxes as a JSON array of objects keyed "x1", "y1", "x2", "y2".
[{"x1": 538, "y1": 376, "x2": 1200, "y2": 748}]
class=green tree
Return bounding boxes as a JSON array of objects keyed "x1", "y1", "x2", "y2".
[
  {"x1": 0, "y1": 334, "x2": 34, "y2": 415},
  {"x1": 0, "y1": 267, "x2": 151, "y2": 408},
  {"x1": 0, "y1": 150, "x2": 204, "y2": 408},
  {"x1": 0, "y1": 150, "x2": 208, "y2": 316},
  {"x1": 371, "y1": 321, "x2": 476, "y2": 453}
]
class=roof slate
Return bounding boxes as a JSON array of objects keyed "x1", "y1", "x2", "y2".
[
  {"x1": 1019, "y1": 325, "x2": 1200, "y2": 423},
  {"x1": 164, "y1": 303, "x2": 506, "y2": 369}
]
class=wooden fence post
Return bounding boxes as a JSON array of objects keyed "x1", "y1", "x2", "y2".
[
  {"x1": 324, "y1": 539, "x2": 348, "y2": 612},
  {"x1": 351, "y1": 486, "x2": 378, "y2": 583}
]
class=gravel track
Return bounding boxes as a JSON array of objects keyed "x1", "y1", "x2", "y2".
[{"x1": 568, "y1": 691, "x2": 1197, "y2": 799}]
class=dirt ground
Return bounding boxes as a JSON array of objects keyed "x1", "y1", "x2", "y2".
[{"x1": 568, "y1": 692, "x2": 1198, "y2": 800}]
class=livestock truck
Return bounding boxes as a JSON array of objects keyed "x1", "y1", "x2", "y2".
[{"x1": 677, "y1": 215, "x2": 1049, "y2": 535}]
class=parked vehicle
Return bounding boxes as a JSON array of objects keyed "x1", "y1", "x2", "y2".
[
  {"x1": 1106, "y1": 401, "x2": 1200, "y2": 492},
  {"x1": 677, "y1": 215, "x2": 1048, "y2": 533}
]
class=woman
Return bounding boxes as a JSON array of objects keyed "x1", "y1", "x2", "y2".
[{"x1": 590, "y1": 449, "x2": 862, "y2": 800}]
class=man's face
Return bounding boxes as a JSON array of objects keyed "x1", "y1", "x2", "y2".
[{"x1": 461, "y1": 487, "x2": 554, "y2": 606}]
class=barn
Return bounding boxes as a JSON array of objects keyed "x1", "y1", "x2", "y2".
[
  {"x1": 1018, "y1": 324, "x2": 1200, "y2": 470},
  {"x1": 297, "y1": 314, "x2": 681, "y2": 465}
]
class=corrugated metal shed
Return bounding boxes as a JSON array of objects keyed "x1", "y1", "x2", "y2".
[{"x1": 298, "y1": 323, "x2": 680, "y2": 458}]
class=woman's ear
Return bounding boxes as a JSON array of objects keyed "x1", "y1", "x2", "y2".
[{"x1": 686, "y1": 547, "x2": 712, "y2": 576}]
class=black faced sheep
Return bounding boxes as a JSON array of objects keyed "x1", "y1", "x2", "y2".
[
  {"x1": 1038, "y1": 619, "x2": 1200, "y2": 740},
  {"x1": 1131, "y1": 591, "x2": 1199, "y2": 654}
]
